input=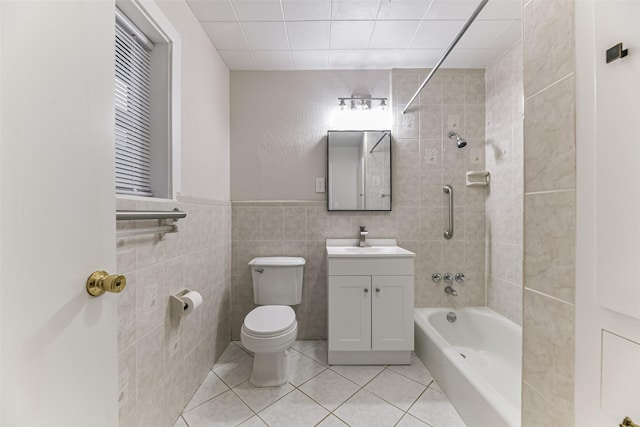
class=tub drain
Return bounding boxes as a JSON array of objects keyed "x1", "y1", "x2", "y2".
[{"x1": 447, "y1": 312, "x2": 457, "y2": 322}]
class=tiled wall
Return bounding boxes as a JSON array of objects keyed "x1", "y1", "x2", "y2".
[
  {"x1": 116, "y1": 196, "x2": 232, "y2": 427},
  {"x1": 392, "y1": 68, "x2": 487, "y2": 309},
  {"x1": 485, "y1": 42, "x2": 524, "y2": 325},
  {"x1": 522, "y1": 0, "x2": 576, "y2": 424},
  {"x1": 231, "y1": 68, "x2": 487, "y2": 340}
]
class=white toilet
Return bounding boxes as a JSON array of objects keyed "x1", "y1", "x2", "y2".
[{"x1": 241, "y1": 256, "x2": 305, "y2": 387}]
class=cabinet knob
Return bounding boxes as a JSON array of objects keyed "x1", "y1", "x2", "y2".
[
  {"x1": 375, "y1": 287, "x2": 380, "y2": 293},
  {"x1": 364, "y1": 288, "x2": 369, "y2": 293}
]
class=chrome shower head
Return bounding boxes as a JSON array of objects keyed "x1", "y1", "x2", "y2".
[{"x1": 448, "y1": 131, "x2": 467, "y2": 149}]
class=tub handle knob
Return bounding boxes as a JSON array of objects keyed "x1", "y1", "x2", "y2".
[
  {"x1": 432, "y1": 273, "x2": 442, "y2": 283},
  {"x1": 375, "y1": 287, "x2": 380, "y2": 293},
  {"x1": 364, "y1": 288, "x2": 369, "y2": 293},
  {"x1": 455, "y1": 273, "x2": 465, "y2": 283},
  {"x1": 443, "y1": 273, "x2": 454, "y2": 284}
]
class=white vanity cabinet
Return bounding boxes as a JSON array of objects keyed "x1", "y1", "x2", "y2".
[{"x1": 326, "y1": 239, "x2": 415, "y2": 365}]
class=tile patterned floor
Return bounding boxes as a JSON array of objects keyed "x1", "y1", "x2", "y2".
[{"x1": 176, "y1": 341, "x2": 466, "y2": 427}]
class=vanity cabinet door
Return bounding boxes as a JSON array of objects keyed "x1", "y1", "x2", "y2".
[
  {"x1": 371, "y1": 276, "x2": 414, "y2": 351},
  {"x1": 328, "y1": 275, "x2": 371, "y2": 351}
]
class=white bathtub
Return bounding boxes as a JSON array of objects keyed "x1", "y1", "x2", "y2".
[{"x1": 414, "y1": 307, "x2": 521, "y2": 427}]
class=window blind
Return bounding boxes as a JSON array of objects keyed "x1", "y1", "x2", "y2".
[{"x1": 115, "y1": 12, "x2": 154, "y2": 197}]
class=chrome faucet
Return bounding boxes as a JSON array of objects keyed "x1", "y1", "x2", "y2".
[
  {"x1": 359, "y1": 226, "x2": 368, "y2": 247},
  {"x1": 445, "y1": 285, "x2": 458, "y2": 297}
]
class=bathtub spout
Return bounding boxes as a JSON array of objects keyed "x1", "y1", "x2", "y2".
[{"x1": 445, "y1": 285, "x2": 458, "y2": 296}]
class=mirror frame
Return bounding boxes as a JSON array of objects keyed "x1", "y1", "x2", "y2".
[{"x1": 326, "y1": 130, "x2": 392, "y2": 212}]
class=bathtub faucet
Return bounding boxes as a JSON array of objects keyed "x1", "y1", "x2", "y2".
[{"x1": 445, "y1": 285, "x2": 458, "y2": 297}]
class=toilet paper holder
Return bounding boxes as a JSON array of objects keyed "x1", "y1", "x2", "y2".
[{"x1": 170, "y1": 289, "x2": 200, "y2": 318}]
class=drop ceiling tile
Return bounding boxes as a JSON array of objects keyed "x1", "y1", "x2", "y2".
[
  {"x1": 401, "y1": 49, "x2": 445, "y2": 68},
  {"x1": 366, "y1": 49, "x2": 406, "y2": 69},
  {"x1": 282, "y1": 0, "x2": 331, "y2": 20},
  {"x1": 478, "y1": 0, "x2": 521, "y2": 20},
  {"x1": 330, "y1": 21, "x2": 376, "y2": 49},
  {"x1": 369, "y1": 20, "x2": 420, "y2": 49},
  {"x1": 242, "y1": 21, "x2": 289, "y2": 50},
  {"x1": 287, "y1": 21, "x2": 330, "y2": 50},
  {"x1": 253, "y1": 51, "x2": 293, "y2": 69},
  {"x1": 424, "y1": 1, "x2": 477, "y2": 20},
  {"x1": 232, "y1": 0, "x2": 284, "y2": 21},
  {"x1": 329, "y1": 49, "x2": 368, "y2": 69},
  {"x1": 331, "y1": 0, "x2": 382, "y2": 20},
  {"x1": 441, "y1": 48, "x2": 483, "y2": 68},
  {"x1": 201, "y1": 22, "x2": 249, "y2": 49},
  {"x1": 488, "y1": 20, "x2": 521, "y2": 50},
  {"x1": 456, "y1": 20, "x2": 510, "y2": 49},
  {"x1": 218, "y1": 50, "x2": 256, "y2": 69},
  {"x1": 187, "y1": 0, "x2": 237, "y2": 21},
  {"x1": 377, "y1": 0, "x2": 430, "y2": 20},
  {"x1": 410, "y1": 20, "x2": 465, "y2": 49},
  {"x1": 291, "y1": 50, "x2": 330, "y2": 69}
]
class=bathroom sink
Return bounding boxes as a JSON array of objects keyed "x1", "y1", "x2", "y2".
[{"x1": 326, "y1": 239, "x2": 415, "y2": 258}]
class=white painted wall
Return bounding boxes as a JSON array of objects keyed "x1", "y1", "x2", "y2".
[
  {"x1": 1, "y1": 1, "x2": 118, "y2": 425},
  {"x1": 157, "y1": 0, "x2": 230, "y2": 201},
  {"x1": 575, "y1": 0, "x2": 640, "y2": 424},
  {"x1": 230, "y1": 70, "x2": 389, "y2": 201}
]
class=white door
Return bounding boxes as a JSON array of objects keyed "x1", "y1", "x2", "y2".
[
  {"x1": 328, "y1": 276, "x2": 371, "y2": 351},
  {"x1": 576, "y1": 0, "x2": 640, "y2": 425},
  {"x1": 371, "y1": 276, "x2": 413, "y2": 351},
  {"x1": 1, "y1": 2, "x2": 118, "y2": 426}
]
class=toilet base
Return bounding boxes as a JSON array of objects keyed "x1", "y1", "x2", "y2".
[{"x1": 250, "y1": 350, "x2": 291, "y2": 387}]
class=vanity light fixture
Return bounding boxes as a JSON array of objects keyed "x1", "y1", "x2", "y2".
[{"x1": 338, "y1": 96, "x2": 388, "y2": 111}]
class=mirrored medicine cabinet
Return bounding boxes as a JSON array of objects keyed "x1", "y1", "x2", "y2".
[{"x1": 327, "y1": 130, "x2": 392, "y2": 211}]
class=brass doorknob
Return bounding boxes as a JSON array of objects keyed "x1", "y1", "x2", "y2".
[{"x1": 86, "y1": 270, "x2": 127, "y2": 297}]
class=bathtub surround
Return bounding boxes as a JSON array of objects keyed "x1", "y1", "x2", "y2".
[
  {"x1": 522, "y1": 0, "x2": 576, "y2": 424},
  {"x1": 230, "y1": 69, "x2": 486, "y2": 340},
  {"x1": 117, "y1": 197, "x2": 231, "y2": 426},
  {"x1": 484, "y1": 41, "x2": 524, "y2": 326}
]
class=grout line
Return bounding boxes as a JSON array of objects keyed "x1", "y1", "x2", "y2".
[{"x1": 523, "y1": 71, "x2": 575, "y2": 102}]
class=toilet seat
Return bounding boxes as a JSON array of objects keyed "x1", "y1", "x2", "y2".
[{"x1": 242, "y1": 305, "x2": 296, "y2": 337}]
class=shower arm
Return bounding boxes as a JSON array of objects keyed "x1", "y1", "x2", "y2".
[{"x1": 402, "y1": 0, "x2": 489, "y2": 114}]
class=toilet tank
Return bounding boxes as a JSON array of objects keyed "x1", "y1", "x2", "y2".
[{"x1": 249, "y1": 257, "x2": 305, "y2": 305}]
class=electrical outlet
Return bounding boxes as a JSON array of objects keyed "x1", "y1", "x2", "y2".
[{"x1": 315, "y1": 177, "x2": 325, "y2": 193}]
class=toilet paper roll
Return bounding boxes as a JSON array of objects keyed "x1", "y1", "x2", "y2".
[{"x1": 181, "y1": 291, "x2": 203, "y2": 316}]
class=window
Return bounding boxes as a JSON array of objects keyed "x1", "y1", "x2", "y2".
[
  {"x1": 115, "y1": 10, "x2": 153, "y2": 196},
  {"x1": 114, "y1": 0, "x2": 180, "y2": 199}
]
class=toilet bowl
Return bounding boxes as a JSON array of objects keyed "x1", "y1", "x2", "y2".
[
  {"x1": 241, "y1": 305, "x2": 297, "y2": 387},
  {"x1": 242, "y1": 256, "x2": 305, "y2": 387}
]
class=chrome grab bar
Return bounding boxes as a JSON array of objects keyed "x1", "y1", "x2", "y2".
[
  {"x1": 116, "y1": 209, "x2": 186, "y2": 221},
  {"x1": 444, "y1": 185, "x2": 453, "y2": 239}
]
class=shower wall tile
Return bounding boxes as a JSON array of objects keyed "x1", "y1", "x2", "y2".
[
  {"x1": 524, "y1": 190, "x2": 576, "y2": 303},
  {"x1": 522, "y1": 383, "x2": 573, "y2": 427},
  {"x1": 522, "y1": 0, "x2": 576, "y2": 421},
  {"x1": 522, "y1": 289, "x2": 575, "y2": 408},
  {"x1": 442, "y1": 73, "x2": 465, "y2": 104},
  {"x1": 524, "y1": 75, "x2": 576, "y2": 193},
  {"x1": 487, "y1": 278, "x2": 522, "y2": 325},
  {"x1": 418, "y1": 73, "x2": 442, "y2": 105},
  {"x1": 419, "y1": 105, "x2": 443, "y2": 139},
  {"x1": 116, "y1": 197, "x2": 231, "y2": 427},
  {"x1": 523, "y1": 0, "x2": 574, "y2": 98},
  {"x1": 465, "y1": 72, "x2": 486, "y2": 105}
]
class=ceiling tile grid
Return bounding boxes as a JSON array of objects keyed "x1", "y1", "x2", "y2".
[{"x1": 186, "y1": 0, "x2": 522, "y2": 70}]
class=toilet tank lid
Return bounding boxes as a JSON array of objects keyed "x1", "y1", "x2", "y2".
[{"x1": 249, "y1": 257, "x2": 305, "y2": 266}]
